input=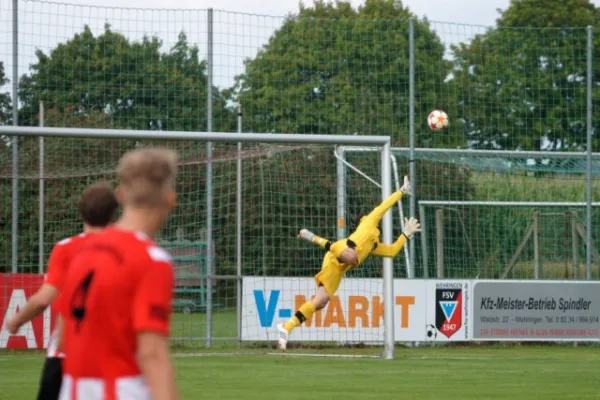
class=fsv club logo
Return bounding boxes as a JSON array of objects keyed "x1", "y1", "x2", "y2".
[{"x1": 435, "y1": 287, "x2": 462, "y2": 338}]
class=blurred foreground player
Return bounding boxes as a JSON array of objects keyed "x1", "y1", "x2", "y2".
[
  {"x1": 6, "y1": 183, "x2": 117, "y2": 400},
  {"x1": 59, "y1": 148, "x2": 180, "y2": 400},
  {"x1": 277, "y1": 177, "x2": 421, "y2": 351}
]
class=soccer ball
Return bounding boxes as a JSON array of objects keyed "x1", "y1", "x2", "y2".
[
  {"x1": 426, "y1": 324, "x2": 438, "y2": 340},
  {"x1": 427, "y1": 110, "x2": 449, "y2": 131}
]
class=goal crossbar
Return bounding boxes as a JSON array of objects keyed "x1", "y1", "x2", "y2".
[{"x1": 0, "y1": 126, "x2": 391, "y2": 145}]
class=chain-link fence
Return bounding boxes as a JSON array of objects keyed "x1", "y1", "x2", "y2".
[{"x1": 0, "y1": 0, "x2": 598, "y2": 347}]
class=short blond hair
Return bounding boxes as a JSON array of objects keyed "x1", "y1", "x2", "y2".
[{"x1": 116, "y1": 147, "x2": 178, "y2": 206}]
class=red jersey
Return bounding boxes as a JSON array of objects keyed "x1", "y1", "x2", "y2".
[
  {"x1": 59, "y1": 227, "x2": 174, "y2": 400},
  {"x1": 45, "y1": 233, "x2": 94, "y2": 358}
]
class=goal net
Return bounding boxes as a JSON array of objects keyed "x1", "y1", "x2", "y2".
[
  {"x1": 390, "y1": 148, "x2": 600, "y2": 280},
  {"x1": 0, "y1": 129, "x2": 398, "y2": 353}
]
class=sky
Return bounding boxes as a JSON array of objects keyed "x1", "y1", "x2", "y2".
[
  {"x1": 35, "y1": 0, "x2": 511, "y2": 24},
  {"x1": 0, "y1": 0, "x2": 596, "y2": 91},
  {"x1": 28, "y1": 0, "x2": 511, "y2": 25}
]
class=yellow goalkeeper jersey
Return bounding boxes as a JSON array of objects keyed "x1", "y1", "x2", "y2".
[{"x1": 318, "y1": 191, "x2": 408, "y2": 270}]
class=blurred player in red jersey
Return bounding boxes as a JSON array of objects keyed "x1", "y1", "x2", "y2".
[
  {"x1": 5, "y1": 183, "x2": 118, "y2": 400},
  {"x1": 59, "y1": 147, "x2": 179, "y2": 400}
]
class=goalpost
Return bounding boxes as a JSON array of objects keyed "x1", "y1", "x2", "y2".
[{"x1": 0, "y1": 125, "x2": 398, "y2": 359}]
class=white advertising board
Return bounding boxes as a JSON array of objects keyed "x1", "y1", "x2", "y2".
[
  {"x1": 241, "y1": 277, "x2": 470, "y2": 342},
  {"x1": 472, "y1": 280, "x2": 600, "y2": 341},
  {"x1": 242, "y1": 277, "x2": 600, "y2": 342}
]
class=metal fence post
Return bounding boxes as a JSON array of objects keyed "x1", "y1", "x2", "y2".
[
  {"x1": 236, "y1": 104, "x2": 243, "y2": 346},
  {"x1": 336, "y1": 146, "x2": 346, "y2": 240},
  {"x1": 586, "y1": 26, "x2": 593, "y2": 280},
  {"x1": 381, "y1": 141, "x2": 395, "y2": 359},
  {"x1": 205, "y1": 7, "x2": 214, "y2": 348},
  {"x1": 408, "y1": 18, "x2": 416, "y2": 278},
  {"x1": 11, "y1": 0, "x2": 19, "y2": 273},
  {"x1": 39, "y1": 101, "x2": 45, "y2": 274},
  {"x1": 436, "y1": 209, "x2": 444, "y2": 279},
  {"x1": 419, "y1": 204, "x2": 428, "y2": 278},
  {"x1": 533, "y1": 212, "x2": 541, "y2": 280},
  {"x1": 571, "y1": 216, "x2": 579, "y2": 279}
]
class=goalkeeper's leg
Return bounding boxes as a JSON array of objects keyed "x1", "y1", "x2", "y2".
[
  {"x1": 277, "y1": 259, "x2": 342, "y2": 351},
  {"x1": 277, "y1": 286, "x2": 329, "y2": 351},
  {"x1": 285, "y1": 286, "x2": 329, "y2": 332}
]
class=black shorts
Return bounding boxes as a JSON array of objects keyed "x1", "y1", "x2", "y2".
[{"x1": 37, "y1": 357, "x2": 63, "y2": 400}]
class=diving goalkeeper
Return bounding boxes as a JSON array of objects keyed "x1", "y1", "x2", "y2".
[{"x1": 277, "y1": 176, "x2": 421, "y2": 351}]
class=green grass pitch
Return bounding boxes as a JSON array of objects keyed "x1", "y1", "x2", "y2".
[
  {"x1": 1, "y1": 346, "x2": 599, "y2": 399},
  {"x1": 1, "y1": 312, "x2": 599, "y2": 399}
]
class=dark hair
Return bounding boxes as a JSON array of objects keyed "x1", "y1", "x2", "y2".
[{"x1": 78, "y1": 183, "x2": 118, "y2": 227}]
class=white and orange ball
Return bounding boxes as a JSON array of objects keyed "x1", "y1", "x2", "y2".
[{"x1": 427, "y1": 110, "x2": 449, "y2": 131}]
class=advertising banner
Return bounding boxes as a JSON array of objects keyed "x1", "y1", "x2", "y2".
[
  {"x1": 0, "y1": 274, "x2": 55, "y2": 349},
  {"x1": 472, "y1": 281, "x2": 600, "y2": 341},
  {"x1": 242, "y1": 277, "x2": 387, "y2": 342},
  {"x1": 241, "y1": 277, "x2": 471, "y2": 342},
  {"x1": 244, "y1": 277, "x2": 600, "y2": 342}
]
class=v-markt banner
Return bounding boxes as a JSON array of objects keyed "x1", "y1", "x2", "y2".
[{"x1": 241, "y1": 277, "x2": 470, "y2": 342}]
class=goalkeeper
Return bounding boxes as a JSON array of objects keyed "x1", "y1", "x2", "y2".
[{"x1": 277, "y1": 176, "x2": 421, "y2": 351}]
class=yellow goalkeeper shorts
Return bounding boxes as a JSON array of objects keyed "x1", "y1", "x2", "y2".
[{"x1": 314, "y1": 252, "x2": 345, "y2": 297}]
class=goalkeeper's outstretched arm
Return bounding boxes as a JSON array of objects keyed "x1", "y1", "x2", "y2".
[
  {"x1": 297, "y1": 229, "x2": 358, "y2": 266},
  {"x1": 298, "y1": 229, "x2": 331, "y2": 250},
  {"x1": 364, "y1": 176, "x2": 411, "y2": 225},
  {"x1": 372, "y1": 235, "x2": 408, "y2": 257},
  {"x1": 372, "y1": 217, "x2": 421, "y2": 258}
]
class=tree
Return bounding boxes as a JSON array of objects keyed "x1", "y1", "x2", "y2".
[
  {"x1": 18, "y1": 25, "x2": 234, "y2": 132},
  {"x1": 228, "y1": 0, "x2": 482, "y2": 280},
  {"x1": 233, "y1": 0, "x2": 456, "y2": 147},
  {"x1": 0, "y1": 26, "x2": 237, "y2": 272},
  {"x1": 450, "y1": 0, "x2": 600, "y2": 150},
  {"x1": 0, "y1": 62, "x2": 11, "y2": 125}
]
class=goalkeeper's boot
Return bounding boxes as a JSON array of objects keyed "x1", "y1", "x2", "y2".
[{"x1": 277, "y1": 323, "x2": 288, "y2": 352}]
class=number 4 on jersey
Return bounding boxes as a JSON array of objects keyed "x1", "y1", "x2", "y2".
[{"x1": 70, "y1": 271, "x2": 95, "y2": 333}]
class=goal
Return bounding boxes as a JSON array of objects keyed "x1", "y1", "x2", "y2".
[{"x1": 0, "y1": 125, "x2": 399, "y2": 358}]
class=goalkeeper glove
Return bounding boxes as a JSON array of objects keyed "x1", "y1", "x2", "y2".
[
  {"x1": 403, "y1": 217, "x2": 421, "y2": 239},
  {"x1": 298, "y1": 229, "x2": 316, "y2": 243},
  {"x1": 400, "y1": 176, "x2": 411, "y2": 196}
]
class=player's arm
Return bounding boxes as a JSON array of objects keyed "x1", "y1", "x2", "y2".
[
  {"x1": 364, "y1": 176, "x2": 411, "y2": 225},
  {"x1": 372, "y1": 235, "x2": 408, "y2": 257},
  {"x1": 298, "y1": 229, "x2": 331, "y2": 250},
  {"x1": 5, "y1": 244, "x2": 66, "y2": 334},
  {"x1": 138, "y1": 332, "x2": 178, "y2": 400},
  {"x1": 5, "y1": 284, "x2": 58, "y2": 334},
  {"x1": 372, "y1": 217, "x2": 421, "y2": 258},
  {"x1": 134, "y1": 254, "x2": 179, "y2": 400}
]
